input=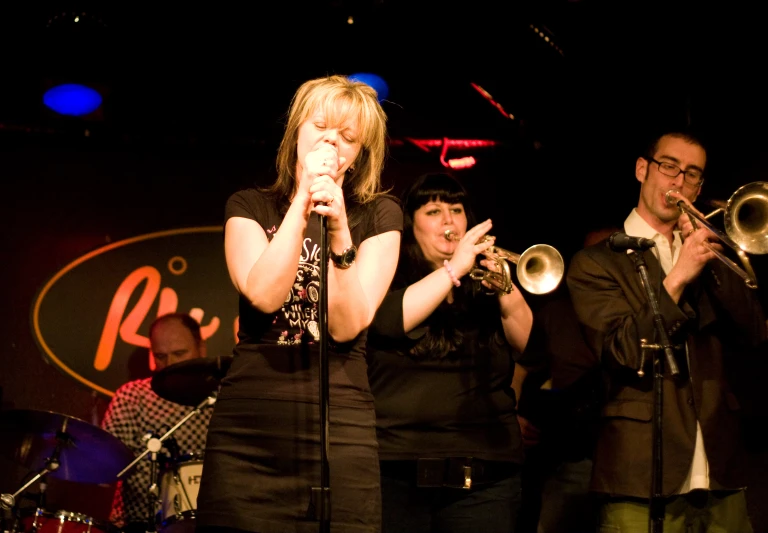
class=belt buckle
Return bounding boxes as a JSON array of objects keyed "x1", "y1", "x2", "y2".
[
  {"x1": 416, "y1": 457, "x2": 474, "y2": 490},
  {"x1": 445, "y1": 457, "x2": 473, "y2": 490}
]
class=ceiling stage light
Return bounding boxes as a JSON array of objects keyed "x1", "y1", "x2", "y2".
[
  {"x1": 43, "y1": 83, "x2": 103, "y2": 116},
  {"x1": 348, "y1": 72, "x2": 389, "y2": 102}
]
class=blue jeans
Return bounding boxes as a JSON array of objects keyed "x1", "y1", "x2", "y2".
[{"x1": 380, "y1": 470, "x2": 522, "y2": 533}]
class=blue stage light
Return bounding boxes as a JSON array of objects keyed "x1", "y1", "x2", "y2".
[
  {"x1": 43, "y1": 83, "x2": 103, "y2": 116},
  {"x1": 348, "y1": 73, "x2": 389, "y2": 102}
]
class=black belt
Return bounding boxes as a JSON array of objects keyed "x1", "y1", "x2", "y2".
[{"x1": 380, "y1": 457, "x2": 519, "y2": 489}]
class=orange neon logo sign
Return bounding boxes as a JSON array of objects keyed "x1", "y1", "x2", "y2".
[{"x1": 31, "y1": 227, "x2": 239, "y2": 396}]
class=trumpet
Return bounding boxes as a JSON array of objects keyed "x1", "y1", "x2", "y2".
[
  {"x1": 444, "y1": 230, "x2": 565, "y2": 295},
  {"x1": 665, "y1": 181, "x2": 768, "y2": 289}
]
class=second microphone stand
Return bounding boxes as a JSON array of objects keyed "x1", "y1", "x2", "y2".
[
  {"x1": 628, "y1": 249, "x2": 680, "y2": 533},
  {"x1": 116, "y1": 394, "x2": 217, "y2": 533}
]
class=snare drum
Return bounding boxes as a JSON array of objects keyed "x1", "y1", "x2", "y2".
[
  {"x1": 157, "y1": 453, "x2": 203, "y2": 533},
  {"x1": 23, "y1": 509, "x2": 113, "y2": 533}
]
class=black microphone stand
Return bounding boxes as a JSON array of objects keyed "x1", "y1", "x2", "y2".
[
  {"x1": 116, "y1": 395, "x2": 216, "y2": 533},
  {"x1": 0, "y1": 437, "x2": 62, "y2": 516},
  {"x1": 309, "y1": 213, "x2": 331, "y2": 533},
  {"x1": 627, "y1": 249, "x2": 680, "y2": 533}
]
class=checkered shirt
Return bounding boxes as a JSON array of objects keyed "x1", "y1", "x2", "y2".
[{"x1": 101, "y1": 378, "x2": 212, "y2": 528}]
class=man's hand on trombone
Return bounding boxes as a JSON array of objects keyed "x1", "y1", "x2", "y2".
[{"x1": 664, "y1": 190, "x2": 723, "y2": 300}]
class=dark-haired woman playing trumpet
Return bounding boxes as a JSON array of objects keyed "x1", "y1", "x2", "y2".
[{"x1": 366, "y1": 172, "x2": 534, "y2": 533}]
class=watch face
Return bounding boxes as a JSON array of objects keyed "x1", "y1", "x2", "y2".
[
  {"x1": 344, "y1": 246, "x2": 357, "y2": 265},
  {"x1": 331, "y1": 245, "x2": 357, "y2": 268}
]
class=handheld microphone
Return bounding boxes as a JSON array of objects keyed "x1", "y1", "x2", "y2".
[{"x1": 608, "y1": 232, "x2": 656, "y2": 252}]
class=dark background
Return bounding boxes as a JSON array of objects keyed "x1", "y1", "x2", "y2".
[{"x1": 2, "y1": 0, "x2": 768, "y2": 530}]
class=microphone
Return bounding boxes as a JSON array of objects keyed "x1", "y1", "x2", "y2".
[
  {"x1": 164, "y1": 435, "x2": 181, "y2": 460},
  {"x1": 608, "y1": 232, "x2": 656, "y2": 252}
]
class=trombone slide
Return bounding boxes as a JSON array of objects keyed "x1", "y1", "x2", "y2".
[{"x1": 667, "y1": 185, "x2": 765, "y2": 289}]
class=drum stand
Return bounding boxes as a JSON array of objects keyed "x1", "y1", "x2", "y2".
[
  {"x1": 0, "y1": 501, "x2": 22, "y2": 533},
  {"x1": 116, "y1": 394, "x2": 217, "y2": 533},
  {"x1": 167, "y1": 467, "x2": 195, "y2": 519}
]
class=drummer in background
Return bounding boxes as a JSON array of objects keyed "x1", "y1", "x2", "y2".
[{"x1": 101, "y1": 313, "x2": 210, "y2": 533}]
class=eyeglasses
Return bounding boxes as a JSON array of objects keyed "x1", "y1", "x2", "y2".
[{"x1": 648, "y1": 157, "x2": 704, "y2": 186}]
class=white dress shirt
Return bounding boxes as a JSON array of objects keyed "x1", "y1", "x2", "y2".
[{"x1": 624, "y1": 208, "x2": 709, "y2": 493}]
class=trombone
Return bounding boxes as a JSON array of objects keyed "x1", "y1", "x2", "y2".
[
  {"x1": 444, "y1": 230, "x2": 565, "y2": 295},
  {"x1": 665, "y1": 181, "x2": 768, "y2": 289}
]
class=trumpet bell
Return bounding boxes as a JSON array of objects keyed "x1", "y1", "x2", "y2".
[
  {"x1": 517, "y1": 244, "x2": 565, "y2": 295},
  {"x1": 724, "y1": 181, "x2": 768, "y2": 255},
  {"x1": 444, "y1": 229, "x2": 565, "y2": 295}
]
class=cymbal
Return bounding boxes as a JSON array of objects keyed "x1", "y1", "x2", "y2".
[
  {"x1": 0, "y1": 409, "x2": 135, "y2": 484},
  {"x1": 151, "y1": 355, "x2": 233, "y2": 407}
]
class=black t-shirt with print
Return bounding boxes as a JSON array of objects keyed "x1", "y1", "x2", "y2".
[{"x1": 219, "y1": 187, "x2": 403, "y2": 409}]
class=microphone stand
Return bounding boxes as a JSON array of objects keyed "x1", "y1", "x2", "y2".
[
  {"x1": 117, "y1": 395, "x2": 216, "y2": 479},
  {"x1": 145, "y1": 437, "x2": 161, "y2": 533},
  {"x1": 309, "y1": 213, "x2": 331, "y2": 533},
  {"x1": 627, "y1": 249, "x2": 679, "y2": 533},
  {"x1": 1, "y1": 433, "x2": 63, "y2": 515},
  {"x1": 116, "y1": 395, "x2": 217, "y2": 533}
]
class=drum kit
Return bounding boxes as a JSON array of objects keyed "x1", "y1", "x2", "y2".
[{"x1": 0, "y1": 356, "x2": 232, "y2": 533}]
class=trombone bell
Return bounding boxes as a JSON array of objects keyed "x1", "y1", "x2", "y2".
[
  {"x1": 723, "y1": 181, "x2": 768, "y2": 255},
  {"x1": 666, "y1": 181, "x2": 768, "y2": 289}
]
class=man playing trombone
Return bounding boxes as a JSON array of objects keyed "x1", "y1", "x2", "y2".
[{"x1": 566, "y1": 128, "x2": 767, "y2": 532}]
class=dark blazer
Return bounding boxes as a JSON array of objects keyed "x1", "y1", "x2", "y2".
[{"x1": 566, "y1": 238, "x2": 767, "y2": 498}]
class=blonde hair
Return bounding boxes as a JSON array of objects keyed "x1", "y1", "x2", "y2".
[{"x1": 270, "y1": 75, "x2": 388, "y2": 205}]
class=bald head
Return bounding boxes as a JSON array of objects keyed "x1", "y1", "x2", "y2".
[{"x1": 149, "y1": 314, "x2": 206, "y2": 371}]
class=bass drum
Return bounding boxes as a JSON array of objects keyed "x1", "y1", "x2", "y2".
[
  {"x1": 23, "y1": 509, "x2": 116, "y2": 533},
  {"x1": 156, "y1": 453, "x2": 203, "y2": 533}
]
